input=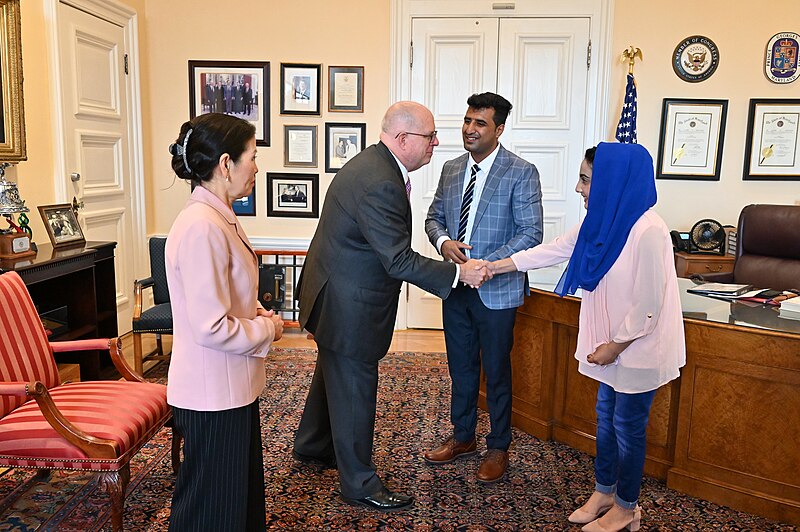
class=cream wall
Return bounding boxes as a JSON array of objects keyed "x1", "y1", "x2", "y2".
[
  {"x1": 11, "y1": 0, "x2": 800, "y2": 247},
  {"x1": 610, "y1": 0, "x2": 800, "y2": 231},
  {"x1": 143, "y1": 1, "x2": 392, "y2": 240}
]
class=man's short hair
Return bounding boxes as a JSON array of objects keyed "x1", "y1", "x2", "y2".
[{"x1": 466, "y1": 92, "x2": 513, "y2": 126}]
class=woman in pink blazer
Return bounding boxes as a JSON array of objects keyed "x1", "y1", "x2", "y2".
[{"x1": 165, "y1": 113, "x2": 283, "y2": 531}]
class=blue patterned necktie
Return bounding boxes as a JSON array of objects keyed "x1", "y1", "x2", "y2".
[
  {"x1": 457, "y1": 164, "x2": 479, "y2": 242},
  {"x1": 405, "y1": 178, "x2": 412, "y2": 200}
]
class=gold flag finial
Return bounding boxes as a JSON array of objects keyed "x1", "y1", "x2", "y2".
[{"x1": 621, "y1": 46, "x2": 643, "y2": 74}]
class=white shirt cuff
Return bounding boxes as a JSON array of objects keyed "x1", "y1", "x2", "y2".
[
  {"x1": 436, "y1": 235, "x2": 450, "y2": 255},
  {"x1": 452, "y1": 263, "x2": 460, "y2": 288}
]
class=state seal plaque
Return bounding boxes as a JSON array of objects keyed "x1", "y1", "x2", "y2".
[
  {"x1": 672, "y1": 35, "x2": 720, "y2": 83},
  {"x1": 765, "y1": 32, "x2": 799, "y2": 84}
]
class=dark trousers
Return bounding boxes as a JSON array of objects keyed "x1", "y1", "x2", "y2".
[
  {"x1": 294, "y1": 345, "x2": 384, "y2": 499},
  {"x1": 443, "y1": 284, "x2": 517, "y2": 450},
  {"x1": 169, "y1": 399, "x2": 266, "y2": 532}
]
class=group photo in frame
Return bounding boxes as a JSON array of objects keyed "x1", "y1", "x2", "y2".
[
  {"x1": 280, "y1": 63, "x2": 321, "y2": 115},
  {"x1": 328, "y1": 66, "x2": 364, "y2": 112},
  {"x1": 38, "y1": 204, "x2": 85, "y2": 248},
  {"x1": 325, "y1": 122, "x2": 366, "y2": 173},
  {"x1": 284, "y1": 125, "x2": 318, "y2": 168},
  {"x1": 266, "y1": 173, "x2": 319, "y2": 218},
  {"x1": 743, "y1": 98, "x2": 800, "y2": 181},
  {"x1": 656, "y1": 98, "x2": 728, "y2": 181},
  {"x1": 188, "y1": 60, "x2": 270, "y2": 146}
]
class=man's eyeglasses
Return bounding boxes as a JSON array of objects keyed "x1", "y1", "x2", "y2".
[{"x1": 395, "y1": 130, "x2": 438, "y2": 143}]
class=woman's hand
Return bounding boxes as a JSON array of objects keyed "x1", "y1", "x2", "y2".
[
  {"x1": 257, "y1": 307, "x2": 284, "y2": 340},
  {"x1": 586, "y1": 341, "x2": 632, "y2": 366}
]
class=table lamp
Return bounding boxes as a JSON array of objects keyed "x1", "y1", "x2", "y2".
[{"x1": 0, "y1": 162, "x2": 36, "y2": 260}]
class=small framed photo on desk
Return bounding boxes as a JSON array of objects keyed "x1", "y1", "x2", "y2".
[{"x1": 38, "y1": 204, "x2": 85, "y2": 249}]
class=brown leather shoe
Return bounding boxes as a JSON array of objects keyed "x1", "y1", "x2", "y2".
[
  {"x1": 476, "y1": 449, "x2": 508, "y2": 483},
  {"x1": 423, "y1": 436, "x2": 477, "y2": 464}
]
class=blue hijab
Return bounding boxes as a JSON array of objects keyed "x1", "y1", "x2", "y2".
[{"x1": 555, "y1": 142, "x2": 657, "y2": 296}]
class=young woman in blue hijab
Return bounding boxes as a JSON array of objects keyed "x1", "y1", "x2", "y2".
[{"x1": 488, "y1": 143, "x2": 685, "y2": 531}]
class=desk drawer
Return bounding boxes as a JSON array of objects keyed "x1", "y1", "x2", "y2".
[
  {"x1": 674, "y1": 252, "x2": 735, "y2": 278},
  {"x1": 684, "y1": 260, "x2": 734, "y2": 275}
]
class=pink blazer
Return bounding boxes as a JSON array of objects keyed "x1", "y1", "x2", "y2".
[{"x1": 165, "y1": 186, "x2": 275, "y2": 411}]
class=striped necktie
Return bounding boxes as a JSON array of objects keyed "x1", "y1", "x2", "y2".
[
  {"x1": 457, "y1": 164, "x2": 479, "y2": 242},
  {"x1": 405, "y1": 178, "x2": 412, "y2": 199}
]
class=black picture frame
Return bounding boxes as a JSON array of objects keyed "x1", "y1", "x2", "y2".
[
  {"x1": 743, "y1": 98, "x2": 800, "y2": 181},
  {"x1": 232, "y1": 185, "x2": 257, "y2": 217},
  {"x1": 284, "y1": 125, "x2": 318, "y2": 168},
  {"x1": 656, "y1": 98, "x2": 727, "y2": 181},
  {"x1": 328, "y1": 66, "x2": 364, "y2": 112},
  {"x1": 325, "y1": 122, "x2": 366, "y2": 173},
  {"x1": 266, "y1": 173, "x2": 319, "y2": 218},
  {"x1": 280, "y1": 63, "x2": 321, "y2": 115},
  {"x1": 38, "y1": 203, "x2": 86, "y2": 248},
  {"x1": 188, "y1": 60, "x2": 270, "y2": 146}
]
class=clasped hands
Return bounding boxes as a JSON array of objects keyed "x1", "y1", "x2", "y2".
[{"x1": 444, "y1": 239, "x2": 495, "y2": 289}]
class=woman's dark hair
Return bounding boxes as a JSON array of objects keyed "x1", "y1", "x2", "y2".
[
  {"x1": 584, "y1": 146, "x2": 597, "y2": 166},
  {"x1": 169, "y1": 113, "x2": 256, "y2": 184}
]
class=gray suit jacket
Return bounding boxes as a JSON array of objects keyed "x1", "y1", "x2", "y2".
[
  {"x1": 425, "y1": 144, "x2": 543, "y2": 310},
  {"x1": 299, "y1": 141, "x2": 456, "y2": 361}
]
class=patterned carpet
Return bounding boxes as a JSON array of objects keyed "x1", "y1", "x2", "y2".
[{"x1": 0, "y1": 347, "x2": 796, "y2": 531}]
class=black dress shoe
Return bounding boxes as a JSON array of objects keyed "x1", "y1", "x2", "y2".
[
  {"x1": 291, "y1": 449, "x2": 337, "y2": 469},
  {"x1": 342, "y1": 488, "x2": 414, "y2": 512}
]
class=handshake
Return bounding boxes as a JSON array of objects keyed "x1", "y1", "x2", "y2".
[{"x1": 458, "y1": 258, "x2": 495, "y2": 288}]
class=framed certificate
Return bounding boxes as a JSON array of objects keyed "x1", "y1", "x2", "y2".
[
  {"x1": 656, "y1": 98, "x2": 728, "y2": 181},
  {"x1": 328, "y1": 66, "x2": 364, "y2": 112},
  {"x1": 284, "y1": 125, "x2": 317, "y2": 168},
  {"x1": 743, "y1": 99, "x2": 800, "y2": 181}
]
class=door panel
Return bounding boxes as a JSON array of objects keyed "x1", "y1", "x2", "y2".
[
  {"x1": 407, "y1": 17, "x2": 590, "y2": 328},
  {"x1": 408, "y1": 18, "x2": 499, "y2": 329},
  {"x1": 58, "y1": 2, "x2": 135, "y2": 331}
]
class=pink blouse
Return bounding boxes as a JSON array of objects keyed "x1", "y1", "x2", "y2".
[{"x1": 511, "y1": 210, "x2": 685, "y2": 393}]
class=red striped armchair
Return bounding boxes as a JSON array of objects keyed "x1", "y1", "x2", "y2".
[{"x1": 0, "y1": 271, "x2": 178, "y2": 531}]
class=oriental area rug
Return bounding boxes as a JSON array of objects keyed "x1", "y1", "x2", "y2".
[{"x1": 0, "y1": 347, "x2": 795, "y2": 531}]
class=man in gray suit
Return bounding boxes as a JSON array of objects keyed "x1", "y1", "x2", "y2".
[
  {"x1": 424, "y1": 92, "x2": 543, "y2": 482},
  {"x1": 293, "y1": 101, "x2": 490, "y2": 511}
]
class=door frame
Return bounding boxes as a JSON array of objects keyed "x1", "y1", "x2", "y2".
[
  {"x1": 390, "y1": 0, "x2": 615, "y2": 329},
  {"x1": 44, "y1": 0, "x2": 148, "y2": 288}
]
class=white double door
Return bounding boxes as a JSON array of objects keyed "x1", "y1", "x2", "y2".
[{"x1": 407, "y1": 16, "x2": 591, "y2": 328}]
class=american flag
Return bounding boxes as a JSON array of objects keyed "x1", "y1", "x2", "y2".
[{"x1": 615, "y1": 73, "x2": 637, "y2": 143}]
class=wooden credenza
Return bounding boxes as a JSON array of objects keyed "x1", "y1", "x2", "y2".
[
  {"x1": 481, "y1": 280, "x2": 800, "y2": 525},
  {"x1": 0, "y1": 241, "x2": 118, "y2": 380},
  {"x1": 674, "y1": 250, "x2": 734, "y2": 278}
]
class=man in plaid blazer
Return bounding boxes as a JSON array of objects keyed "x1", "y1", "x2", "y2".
[{"x1": 423, "y1": 92, "x2": 543, "y2": 483}]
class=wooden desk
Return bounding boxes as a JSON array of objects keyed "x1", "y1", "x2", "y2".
[
  {"x1": 485, "y1": 281, "x2": 800, "y2": 525},
  {"x1": 674, "y1": 250, "x2": 734, "y2": 278},
  {"x1": 0, "y1": 241, "x2": 118, "y2": 380}
]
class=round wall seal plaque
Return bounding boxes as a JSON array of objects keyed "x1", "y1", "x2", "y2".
[
  {"x1": 765, "y1": 32, "x2": 799, "y2": 84},
  {"x1": 673, "y1": 35, "x2": 720, "y2": 82}
]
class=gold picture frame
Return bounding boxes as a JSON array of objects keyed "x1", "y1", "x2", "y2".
[{"x1": 0, "y1": 0, "x2": 25, "y2": 161}]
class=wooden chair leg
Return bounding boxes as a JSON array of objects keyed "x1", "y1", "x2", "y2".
[
  {"x1": 156, "y1": 334, "x2": 164, "y2": 357},
  {"x1": 133, "y1": 331, "x2": 144, "y2": 375},
  {"x1": 99, "y1": 465, "x2": 130, "y2": 532},
  {"x1": 171, "y1": 425, "x2": 183, "y2": 474}
]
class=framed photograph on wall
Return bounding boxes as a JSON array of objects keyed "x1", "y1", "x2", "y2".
[
  {"x1": 232, "y1": 186, "x2": 256, "y2": 216},
  {"x1": 38, "y1": 204, "x2": 85, "y2": 248},
  {"x1": 266, "y1": 173, "x2": 319, "y2": 218},
  {"x1": 743, "y1": 98, "x2": 800, "y2": 181},
  {"x1": 284, "y1": 125, "x2": 318, "y2": 168},
  {"x1": 325, "y1": 122, "x2": 366, "y2": 173},
  {"x1": 188, "y1": 60, "x2": 270, "y2": 146},
  {"x1": 656, "y1": 98, "x2": 728, "y2": 181},
  {"x1": 280, "y1": 63, "x2": 321, "y2": 115},
  {"x1": 0, "y1": 0, "x2": 26, "y2": 162},
  {"x1": 328, "y1": 66, "x2": 364, "y2": 112}
]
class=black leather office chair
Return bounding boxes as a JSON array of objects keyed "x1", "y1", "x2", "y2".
[
  {"x1": 700, "y1": 204, "x2": 800, "y2": 291},
  {"x1": 132, "y1": 237, "x2": 172, "y2": 375}
]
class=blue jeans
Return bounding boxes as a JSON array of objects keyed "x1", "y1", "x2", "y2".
[{"x1": 593, "y1": 383, "x2": 656, "y2": 509}]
